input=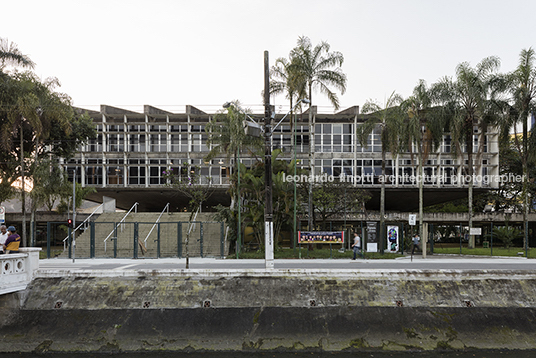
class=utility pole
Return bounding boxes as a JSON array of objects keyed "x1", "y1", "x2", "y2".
[{"x1": 264, "y1": 50, "x2": 274, "y2": 270}]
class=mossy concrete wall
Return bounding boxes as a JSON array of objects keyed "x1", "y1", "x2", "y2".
[{"x1": 2, "y1": 269, "x2": 536, "y2": 353}]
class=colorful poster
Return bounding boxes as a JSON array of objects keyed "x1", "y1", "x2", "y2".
[
  {"x1": 298, "y1": 231, "x2": 344, "y2": 244},
  {"x1": 387, "y1": 225, "x2": 399, "y2": 252}
]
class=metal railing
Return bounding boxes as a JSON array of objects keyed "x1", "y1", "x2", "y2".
[
  {"x1": 143, "y1": 203, "x2": 170, "y2": 246},
  {"x1": 103, "y1": 202, "x2": 139, "y2": 252},
  {"x1": 62, "y1": 203, "x2": 105, "y2": 250}
]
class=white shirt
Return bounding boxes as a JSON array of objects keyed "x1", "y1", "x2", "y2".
[
  {"x1": 0, "y1": 232, "x2": 8, "y2": 251},
  {"x1": 353, "y1": 235, "x2": 361, "y2": 248}
]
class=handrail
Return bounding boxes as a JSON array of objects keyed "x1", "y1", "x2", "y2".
[
  {"x1": 103, "y1": 202, "x2": 139, "y2": 252},
  {"x1": 143, "y1": 203, "x2": 170, "y2": 246},
  {"x1": 62, "y1": 203, "x2": 105, "y2": 250},
  {"x1": 188, "y1": 206, "x2": 201, "y2": 235}
]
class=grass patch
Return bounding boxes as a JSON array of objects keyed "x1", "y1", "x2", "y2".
[
  {"x1": 228, "y1": 247, "x2": 403, "y2": 260},
  {"x1": 432, "y1": 246, "x2": 534, "y2": 258},
  {"x1": 39, "y1": 248, "x2": 64, "y2": 259}
]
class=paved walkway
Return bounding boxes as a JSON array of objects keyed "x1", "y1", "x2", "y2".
[{"x1": 38, "y1": 254, "x2": 535, "y2": 273}]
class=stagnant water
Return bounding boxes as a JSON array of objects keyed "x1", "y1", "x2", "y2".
[{"x1": 2, "y1": 351, "x2": 536, "y2": 358}]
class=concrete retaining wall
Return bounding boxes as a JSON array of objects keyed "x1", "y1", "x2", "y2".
[{"x1": 3, "y1": 270, "x2": 536, "y2": 353}]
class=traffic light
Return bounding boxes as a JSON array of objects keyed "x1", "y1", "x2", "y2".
[{"x1": 67, "y1": 219, "x2": 73, "y2": 228}]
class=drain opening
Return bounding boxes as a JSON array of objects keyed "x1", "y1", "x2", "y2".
[
  {"x1": 464, "y1": 300, "x2": 474, "y2": 307},
  {"x1": 203, "y1": 300, "x2": 211, "y2": 308},
  {"x1": 309, "y1": 299, "x2": 317, "y2": 307},
  {"x1": 396, "y1": 300, "x2": 404, "y2": 307},
  {"x1": 143, "y1": 301, "x2": 151, "y2": 308},
  {"x1": 54, "y1": 301, "x2": 63, "y2": 309}
]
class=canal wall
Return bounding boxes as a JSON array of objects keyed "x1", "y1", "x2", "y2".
[{"x1": 2, "y1": 269, "x2": 536, "y2": 353}]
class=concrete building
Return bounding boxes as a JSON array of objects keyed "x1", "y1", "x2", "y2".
[{"x1": 67, "y1": 104, "x2": 500, "y2": 213}]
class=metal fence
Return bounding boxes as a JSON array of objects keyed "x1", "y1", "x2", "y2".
[{"x1": 46, "y1": 221, "x2": 226, "y2": 259}]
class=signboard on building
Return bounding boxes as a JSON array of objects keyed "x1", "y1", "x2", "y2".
[
  {"x1": 387, "y1": 225, "x2": 399, "y2": 252},
  {"x1": 0, "y1": 206, "x2": 4, "y2": 223},
  {"x1": 470, "y1": 227, "x2": 482, "y2": 235},
  {"x1": 409, "y1": 214, "x2": 416, "y2": 226},
  {"x1": 366, "y1": 221, "x2": 378, "y2": 252},
  {"x1": 298, "y1": 231, "x2": 344, "y2": 244}
]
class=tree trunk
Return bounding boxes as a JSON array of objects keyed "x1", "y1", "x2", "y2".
[
  {"x1": 307, "y1": 86, "x2": 314, "y2": 230},
  {"x1": 21, "y1": 125, "x2": 27, "y2": 247},
  {"x1": 467, "y1": 128, "x2": 474, "y2": 249},
  {"x1": 380, "y1": 149, "x2": 386, "y2": 254},
  {"x1": 523, "y1": 109, "x2": 529, "y2": 255},
  {"x1": 418, "y1": 145, "x2": 424, "y2": 255}
]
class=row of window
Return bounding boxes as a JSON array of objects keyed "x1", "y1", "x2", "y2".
[
  {"x1": 65, "y1": 162, "x2": 493, "y2": 187},
  {"x1": 87, "y1": 123, "x2": 492, "y2": 154}
]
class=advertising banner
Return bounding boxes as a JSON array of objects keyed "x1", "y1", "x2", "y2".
[
  {"x1": 298, "y1": 231, "x2": 344, "y2": 244},
  {"x1": 387, "y1": 225, "x2": 399, "y2": 252}
]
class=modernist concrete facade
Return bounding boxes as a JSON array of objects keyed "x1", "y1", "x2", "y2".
[{"x1": 67, "y1": 104, "x2": 500, "y2": 213}]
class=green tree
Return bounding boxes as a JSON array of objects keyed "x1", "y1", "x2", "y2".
[
  {"x1": 305, "y1": 179, "x2": 370, "y2": 230},
  {"x1": 501, "y1": 48, "x2": 536, "y2": 252},
  {"x1": 358, "y1": 92, "x2": 404, "y2": 253},
  {"x1": 288, "y1": 36, "x2": 347, "y2": 230},
  {"x1": 30, "y1": 159, "x2": 69, "y2": 210},
  {"x1": 433, "y1": 57, "x2": 502, "y2": 249},
  {"x1": 493, "y1": 226, "x2": 523, "y2": 249},
  {"x1": 204, "y1": 104, "x2": 262, "y2": 254},
  {"x1": 0, "y1": 37, "x2": 35, "y2": 72},
  {"x1": 401, "y1": 80, "x2": 446, "y2": 250}
]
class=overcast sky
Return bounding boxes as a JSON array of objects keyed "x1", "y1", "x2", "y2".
[{"x1": 2, "y1": 0, "x2": 535, "y2": 115}]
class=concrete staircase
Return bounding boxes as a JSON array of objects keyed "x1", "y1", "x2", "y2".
[{"x1": 64, "y1": 212, "x2": 227, "y2": 259}]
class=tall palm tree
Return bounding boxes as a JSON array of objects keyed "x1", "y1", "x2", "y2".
[
  {"x1": 502, "y1": 48, "x2": 536, "y2": 253},
  {"x1": 288, "y1": 36, "x2": 347, "y2": 229},
  {"x1": 433, "y1": 57, "x2": 502, "y2": 249},
  {"x1": 0, "y1": 37, "x2": 35, "y2": 72},
  {"x1": 401, "y1": 80, "x2": 446, "y2": 249},
  {"x1": 358, "y1": 92, "x2": 403, "y2": 253},
  {"x1": 270, "y1": 56, "x2": 307, "y2": 247}
]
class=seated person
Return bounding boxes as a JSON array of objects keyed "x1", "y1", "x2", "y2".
[{"x1": 4, "y1": 226, "x2": 21, "y2": 254}]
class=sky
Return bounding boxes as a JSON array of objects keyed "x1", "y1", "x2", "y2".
[{"x1": 2, "y1": 0, "x2": 535, "y2": 115}]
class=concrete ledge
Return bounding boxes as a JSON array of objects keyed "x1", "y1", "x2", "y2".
[
  {"x1": 23, "y1": 272, "x2": 536, "y2": 309},
  {"x1": 36, "y1": 268, "x2": 536, "y2": 280}
]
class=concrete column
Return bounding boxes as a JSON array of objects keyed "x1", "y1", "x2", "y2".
[{"x1": 422, "y1": 223, "x2": 428, "y2": 259}]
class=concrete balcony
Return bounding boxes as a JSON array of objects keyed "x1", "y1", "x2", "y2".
[{"x1": 0, "y1": 248, "x2": 41, "y2": 295}]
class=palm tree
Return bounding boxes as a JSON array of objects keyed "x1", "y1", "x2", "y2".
[
  {"x1": 205, "y1": 104, "x2": 262, "y2": 255},
  {"x1": 502, "y1": 48, "x2": 536, "y2": 253},
  {"x1": 0, "y1": 37, "x2": 35, "y2": 72},
  {"x1": 433, "y1": 57, "x2": 502, "y2": 249},
  {"x1": 358, "y1": 92, "x2": 404, "y2": 253},
  {"x1": 270, "y1": 56, "x2": 307, "y2": 247},
  {"x1": 288, "y1": 36, "x2": 347, "y2": 229},
  {"x1": 401, "y1": 80, "x2": 446, "y2": 250}
]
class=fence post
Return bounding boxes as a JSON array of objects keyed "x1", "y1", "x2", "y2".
[
  {"x1": 133, "y1": 222, "x2": 139, "y2": 259},
  {"x1": 113, "y1": 223, "x2": 118, "y2": 258},
  {"x1": 46, "y1": 222, "x2": 51, "y2": 259},
  {"x1": 90, "y1": 221, "x2": 95, "y2": 258},
  {"x1": 157, "y1": 222, "x2": 161, "y2": 258},
  {"x1": 200, "y1": 222, "x2": 204, "y2": 258},
  {"x1": 220, "y1": 222, "x2": 224, "y2": 259},
  {"x1": 178, "y1": 222, "x2": 182, "y2": 258},
  {"x1": 68, "y1": 227, "x2": 72, "y2": 259}
]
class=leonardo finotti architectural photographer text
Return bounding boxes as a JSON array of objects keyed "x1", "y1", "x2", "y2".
[{"x1": 283, "y1": 173, "x2": 525, "y2": 185}]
